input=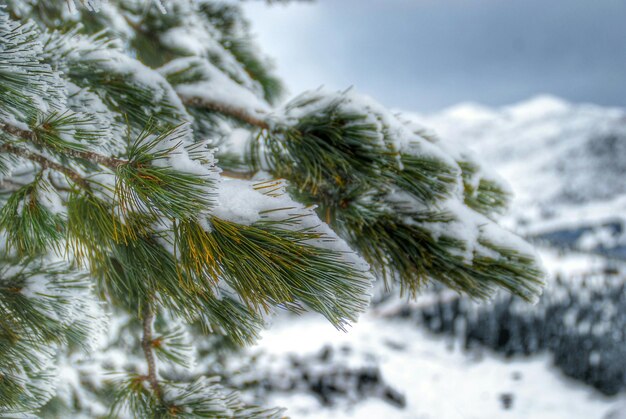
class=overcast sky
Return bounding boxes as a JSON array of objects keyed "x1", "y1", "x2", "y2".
[{"x1": 241, "y1": 0, "x2": 626, "y2": 111}]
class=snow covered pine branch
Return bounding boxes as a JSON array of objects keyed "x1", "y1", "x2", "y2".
[{"x1": 0, "y1": 1, "x2": 545, "y2": 417}]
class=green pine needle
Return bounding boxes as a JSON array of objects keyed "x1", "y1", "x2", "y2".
[
  {"x1": 115, "y1": 125, "x2": 213, "y2": 221},
  {"x1": 0, "y1": 179, "x2": 64, "y2": 256},
  {"x1": 179, "y1": 216, "x2": 372, "y2": 329},
  {"x1": 458, "y1": 160, "x2": 510, "y2": 216}
]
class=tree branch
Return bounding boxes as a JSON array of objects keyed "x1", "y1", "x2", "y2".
[
  {"x1": 1, "y1": 121, "x2": 127, "y2": 169},
  {"x1": 141, "y1": 302, "x2": 163, "y2": 402},
  {"x1": 180, "y1": 96, "x2": 270, "y2": 130},
  {"x1": 2, "y1": 101, "x2": 274, "y2": 184},
  {"x1": 63, "y1": 148, "x2": 126, "y2": 168},
  {"x1": 0, "y1": 121, "x2": 34, "y2": 140},
  {"x1": 0, "y1": 143, "x2": 88, "y2": 188},
  {"x1": 220, "y1": 168, "x2": 255, "y2": 180},
  {"x1": 1, "y1": 100, "x2": 273, "y2": 171},
  {"x1": 2, "y1": 120, "x2": 264, "y2": 183}
]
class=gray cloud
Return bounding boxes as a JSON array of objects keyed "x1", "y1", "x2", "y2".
[{"x1": 243, "y1": 0, "x2": 626, "y2": 111}]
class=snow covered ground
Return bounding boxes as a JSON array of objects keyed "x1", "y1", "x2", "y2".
[{"x1": 250, "y1": 313, "x2": 623, "y2": 419}]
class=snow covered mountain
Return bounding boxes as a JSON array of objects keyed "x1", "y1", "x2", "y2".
[{"x1": 408, "y1": 96, "x2": 626, "y2": 258}]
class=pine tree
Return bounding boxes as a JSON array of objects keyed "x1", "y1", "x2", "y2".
[{"x1": 0, "y1": 1, "x2": 544, "y2": 417}]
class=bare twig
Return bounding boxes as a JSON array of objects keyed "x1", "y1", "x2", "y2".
[
  {"x1": 63, "y1": 148, "x2": 126, "y2": 168},
  {"x1": 1, "y1": 121, "x2": 127, "y2": 169},
  {"x1": 220, "y1": 168, "x2": 255, "y2": 180},
  {"x1": 2, "y1": 101, "x2": 273, "y2": 184},
  {"x1": 141, "y1": 302, "x2": 163, "y2": 401},
  {"x1": 0, "y1": 143, "x2": 88, "y2": 187},
  {"x1": 180, "y1": 96, "x2": 270, "y2": 130},
  {"x1": 0, "y1": 121, "x2": 34, "y2": 140}
]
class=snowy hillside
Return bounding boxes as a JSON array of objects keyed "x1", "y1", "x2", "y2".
[
  {"x1": 233, "y1": 311, "x2": 624, "y2": 419},
  {"x1": 408, "y1": 96, "x2": 626, "y2": 257}
]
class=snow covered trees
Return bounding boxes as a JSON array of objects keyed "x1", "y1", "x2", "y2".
[{"x1": 0, "y1": 1, "x2": 544, "y2": 417}]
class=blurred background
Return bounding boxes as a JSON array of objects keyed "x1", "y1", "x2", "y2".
[{"x1": 224, "y1": 1, "x2": 626, "y2": 418}]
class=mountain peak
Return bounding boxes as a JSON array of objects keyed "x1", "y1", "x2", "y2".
[
  {"x1": 407, "y1": 97, "x2": 626, "y2": 253},
  {"x1": 504, "y1": 95, "x2": 571, "y2": 120}
]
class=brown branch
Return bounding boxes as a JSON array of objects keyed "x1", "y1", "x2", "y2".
[
  {"x1": 1, "y1": 121, "x2": 128, "y2": 169},
  {"x1": 220, "y1": 168, "x2": 255, "y2": 180},
  {"x1": 0, "y1": 122, "x2": 34, "y2": 140},
  {"x1": 2, "y1": 120, "x2": 262, "y2": 183},
  {"x1": 63, "y1": 148, "x2": 126, "y2": 168},
  {"x1": 0, "y1": 143, "x2": 88, "y2": 188},
  {"x1": 181, "y1": 96, "x2": 270, "y2": 130},
  {"x1": 1, "y1": 103, "x2": 266, "y2": 181},
  {"x1": 141, "y1": 302, "x2": 163, "y2": 402}
]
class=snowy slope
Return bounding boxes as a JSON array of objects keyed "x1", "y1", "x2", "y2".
[
  {"x1": 245, "y1": 314, "x2": 623, "y2": 419},
  {"x1": 407, "y1": 96, "x2": 626, "y2": 256}
]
